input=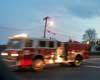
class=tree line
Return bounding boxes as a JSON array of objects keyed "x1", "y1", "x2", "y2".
[{"x1": 0, "y1": 45, "x2": 6, "y2": 53}]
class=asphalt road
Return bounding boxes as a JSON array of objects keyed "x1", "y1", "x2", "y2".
[{"x1": 7, "y1": 57, "x2": 100, "y2": 80}]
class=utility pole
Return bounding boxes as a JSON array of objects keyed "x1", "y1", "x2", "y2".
[{"x1": 43, "y1": 16, "x2": 50, "y2": 38}]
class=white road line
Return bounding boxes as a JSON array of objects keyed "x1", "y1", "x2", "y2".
[{"x1": 84, "y1": 65, "x2": 100, "y2": 69}]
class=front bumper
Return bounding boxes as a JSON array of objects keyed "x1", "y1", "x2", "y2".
[{"x1": 1, "y1": 54, "x2": 18, "y2": 67}]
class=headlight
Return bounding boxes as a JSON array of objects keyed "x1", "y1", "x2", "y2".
[
  {"x1": 11, "y1": 54, "x2": 19, "y2": 57},
  {"x1": 1, "y1": 52, "x2": 8, "y2": 56}
]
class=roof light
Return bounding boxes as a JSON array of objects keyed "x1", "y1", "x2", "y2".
[{"x1": 9, "y1": 33, "x2": 28, "y2": 39}]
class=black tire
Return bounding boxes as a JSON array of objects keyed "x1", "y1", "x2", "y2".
[
  {"x1": 71, "y1": 56, "x2": 83, "y2": 67},
  {"x1": 32, "y1": 59, "x2": 45, "y2": 71},
  {"x1": 73, "y1": 59, "x2": 81, "y2": 67}
]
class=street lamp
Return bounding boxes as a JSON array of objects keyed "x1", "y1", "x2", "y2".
[
  {"x1": 48, "y1": 20, "x2": 54, "y2": 27},
  {"x1": 43, "y1": 16, "x2": 50, "y2": 38}
]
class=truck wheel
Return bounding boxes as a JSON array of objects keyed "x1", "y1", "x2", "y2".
[
  {"x1": 73, "y1": 59, "x2": 81, "y2": 67},
  {"x1": 32, "y1": 59, "x2": 45, "y2": 71},
  {"x1": 71, "y1": 56, "x2": 83, "y2": 67}
]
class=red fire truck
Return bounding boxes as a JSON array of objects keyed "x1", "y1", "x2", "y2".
[{"x1": 1, "y1": 34, "x2": 89, "y2": 71}]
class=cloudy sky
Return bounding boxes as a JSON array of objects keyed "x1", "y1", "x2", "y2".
[{"x1": 0, "y1": 0, "x2": 100, "y2": 44}]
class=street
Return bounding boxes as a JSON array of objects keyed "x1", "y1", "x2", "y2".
[{"x1": 7, "y1": 56, "x2": 100, "y2": 80}]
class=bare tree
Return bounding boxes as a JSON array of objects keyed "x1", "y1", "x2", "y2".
[{"x1": 83, "y1": 29, "x2": 96, "y2": 41}]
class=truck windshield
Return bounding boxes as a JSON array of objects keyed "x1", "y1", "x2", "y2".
[{"x1": 7, "y1": 39, "x2": 22, "y2": 49}]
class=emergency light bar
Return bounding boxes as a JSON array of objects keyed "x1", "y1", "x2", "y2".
[{"x1": 9, "y1": 33, "x2": 28, "y2": 39}]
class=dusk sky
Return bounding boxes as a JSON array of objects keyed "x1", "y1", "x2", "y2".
[{"x1": 1, "y1": 0, "x2": 100, "y2": 44}]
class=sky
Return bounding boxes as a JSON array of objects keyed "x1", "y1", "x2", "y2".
[{"x1": 1, "y1": 0, "x2": 100, "y2": 44}]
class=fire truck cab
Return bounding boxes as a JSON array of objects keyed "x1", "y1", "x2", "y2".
[{"x1": 1, "y1": 34, "x2": 89, "y2": 71}]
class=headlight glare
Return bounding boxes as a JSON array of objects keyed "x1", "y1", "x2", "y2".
[{"x1": 1, "y1": 52, "x2": 8, "y2": 56}]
